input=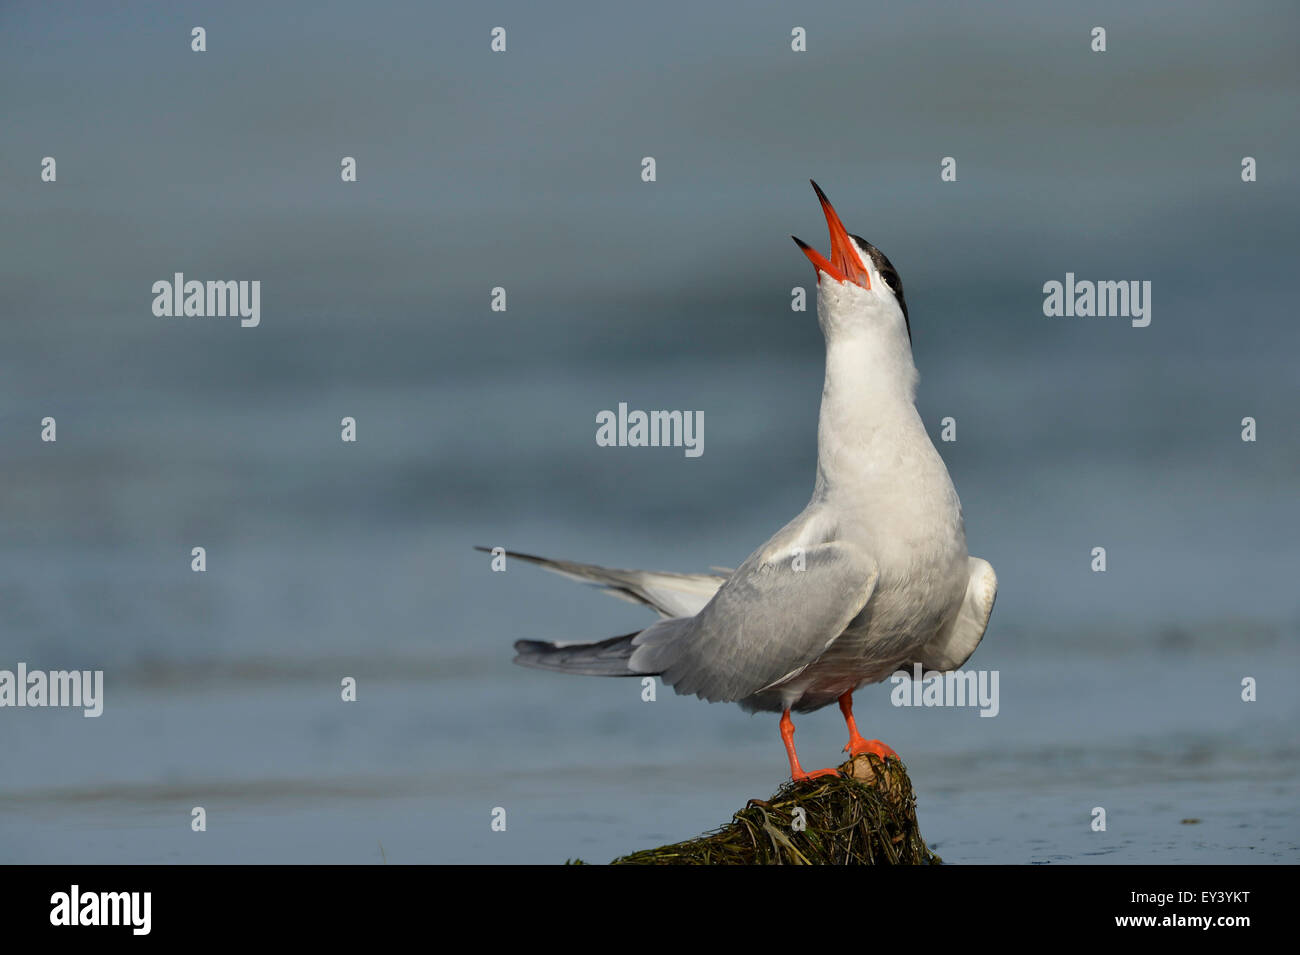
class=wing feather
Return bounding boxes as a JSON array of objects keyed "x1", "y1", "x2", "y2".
[
  {"x1": 906, "y1": 556, "x2": 997, "y2": 672},
  {"x1": 630, "y1": 541, "x2": 878, "y2": 703}
]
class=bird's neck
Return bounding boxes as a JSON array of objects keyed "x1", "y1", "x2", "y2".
[{"x1": 814, "y1": 332, "x2": 923, "y2": 493}]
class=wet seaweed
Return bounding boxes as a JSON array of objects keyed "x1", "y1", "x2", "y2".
[{"x1": 609, "y1": 754, "x2": 941, "y2": 865}]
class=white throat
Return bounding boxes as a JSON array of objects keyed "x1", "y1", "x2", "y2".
[{"x1": 813, "y1": 302, "x2": 924, "y2": 498}]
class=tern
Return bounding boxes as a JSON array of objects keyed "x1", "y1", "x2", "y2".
[{"x1": 496, "y1": 181, "x2": 997, "y2": 780}]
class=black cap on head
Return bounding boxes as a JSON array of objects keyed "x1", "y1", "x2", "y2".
[{"x1": 851, "y1": 235, "x2": 910, "y2": 342}]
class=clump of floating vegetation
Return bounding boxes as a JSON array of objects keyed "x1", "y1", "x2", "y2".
[{"x1": 606, "y1": 754, "x2": 940, "y2": 865}]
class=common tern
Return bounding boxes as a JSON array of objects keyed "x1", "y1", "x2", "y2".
[{"x1": 498, "y1": 181, "x2": 997, "y2": 780}]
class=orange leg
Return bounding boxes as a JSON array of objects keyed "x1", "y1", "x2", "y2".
[
  {"x1": 779, "y1": 709, "x2": 839, "y2": 781},
  {"x1": 839, "y1": 692, "x2": 899, "y2": 761}
]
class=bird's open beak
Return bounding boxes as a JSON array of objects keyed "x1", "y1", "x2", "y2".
[{"x1": 792, "y1": 181, "x2": 871, "y2": 289}]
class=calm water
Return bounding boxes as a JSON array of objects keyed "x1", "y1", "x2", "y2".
[
  {"x1": 2, "y1": 357, "x2": 1297, "y2": 864},
  {"x1": 2, "y1": 635, "x2": 1296, "y2": 864},
  {"x1": 2, "y1": 0, "x2": 1298, "y2": 863}
]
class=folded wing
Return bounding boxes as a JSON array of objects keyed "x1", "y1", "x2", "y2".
[
  {"x1": 904, "y1": 556, "x2": 997, "y2": 672},
  {"x1": 630, "y1": 541, "x2": 879, "y2": 703}
]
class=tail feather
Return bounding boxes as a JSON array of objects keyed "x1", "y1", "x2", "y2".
[
  {"x1": 488, "y1": 546, "x2": 705, "y2": 680},
  {"x1": 513, "y1": 632, "x2": 644, "y2": 677},
  {"x1": 512, "y1": 617, "x2": 692, "y2": 678},
  {"x1": 475, "y1": 546, "x2": 724, "y2": 619}
]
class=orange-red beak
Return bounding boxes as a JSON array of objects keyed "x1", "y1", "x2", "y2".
[{"x1": 792, "y1": 181, "x2": 871, "y2": 289}]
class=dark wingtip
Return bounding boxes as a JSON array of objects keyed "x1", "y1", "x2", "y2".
[
  {"x1": 809, "y1": 179, "x2": 829, "y2": 203},
  {"x1": 791, "y1": 234, "x2": 811, "y2": 249}
]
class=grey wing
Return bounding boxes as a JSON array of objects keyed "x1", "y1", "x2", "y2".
[
  {"x1": 474, "y1": 547, "x2": 726, "y2": 618},
  {"x1": 906, "y1": 557, "x2": 997, "y2": 672},
  {"x1": 629, "y1": 540, "x2": 878, "y2": 703}
]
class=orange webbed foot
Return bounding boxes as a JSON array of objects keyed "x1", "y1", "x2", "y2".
[
  {"x1": 837, "y1": 693, "x2": 898, "y2": 762},
  {"x1": 790, "y1": 767, "x2": 841, "y2": 782},
  {"x1": 845, "y1": 737, "x2": 899, "y2": 761}
]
